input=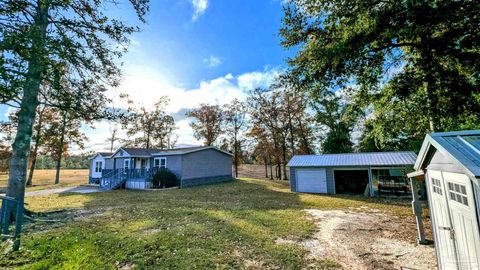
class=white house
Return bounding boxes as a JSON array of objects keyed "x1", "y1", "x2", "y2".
[{"x1": 89, "y1": 152, "x2": 113, "y2": 183}]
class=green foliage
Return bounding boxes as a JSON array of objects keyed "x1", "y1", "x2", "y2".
[
  {"x1": 151, "y1": 169, "x2": 178, "y2": 188},
  {"x1": 322, "y1": 123, "x2": 353, "y2": 154},
  {"x1": 33, "y1": 155, "x2": 90, "y2": 170},
  {"x1": 0, "y1": 0, "x2": 149, "y2": 202},
  {"x1": 0, "y1": 143, "x2": 10, "y2": 173},
  {"x1": 281, "y1": 0, "x2": 480, "y2": 150},
  {"x1": 312, "y1": 91, "x2": 359, "y2": 153}
]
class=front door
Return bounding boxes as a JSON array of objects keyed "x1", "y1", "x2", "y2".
[{"x1": 428, "y1": 170, "x2": 480, "y2": 269}]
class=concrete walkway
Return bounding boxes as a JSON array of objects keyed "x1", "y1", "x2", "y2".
[{"x1": 22, "y1": 186, "x2": 102, "y2": 197}]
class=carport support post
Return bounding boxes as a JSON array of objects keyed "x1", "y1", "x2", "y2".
[
  {"x1": 368, "y1": 167, "x2": 374, "y2": 197},
  {"x1": 410, "y1": 177, "x2": 428, "y2": 245}
]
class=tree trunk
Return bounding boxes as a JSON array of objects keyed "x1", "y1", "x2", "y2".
[
  {"x1": 234, "y1": 130, "x2": 238, "y2": 178},
  {"x1": 55, "y1": 112, "x2": 67, "y2": 185},
  {"x1": 146, "y1": 130, "x2": 151, "y2": 149},
  {"x1": 264, "y1": 157, "x2": 268, "y2": 178},
  {"x1": 281, "y1": 139, "x2": 288, "y2": 180},
  {"x1": 6, "y1": 2, "x2": 49, "y2": 205},
  {"x1": 269, "y1": 157, "x2": 273, "y2": 180},
  {"x1": 421, "y1": 39, "x2": 439, "y2": 132},
  {"x1": 27, "y1": 106, "x2": 46, "y2": 186}
]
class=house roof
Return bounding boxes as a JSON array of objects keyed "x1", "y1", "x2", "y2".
[
  {"x1": 111, "y1": 146, "x2": 233, "y2": 158},
  {"x1": 89, "y1": 152, "x2": 113, "y2": 159},
  {"x1": 287, "y1": 151, "x2": 417, "y2": 167},
  {"x1": 413, "y1": 130, "x2": 480, "y2": 178}
]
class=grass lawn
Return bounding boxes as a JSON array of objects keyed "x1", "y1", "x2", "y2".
[
  {"x1": 0, "y1": 169, "x2": 89, "y2": 191},
  {"x1": 0, "y1": 178, "x2": 419, "y2": 269}
]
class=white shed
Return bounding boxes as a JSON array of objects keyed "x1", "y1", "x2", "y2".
[{"x1": 409, "y1": 130, "x2": 480, "y2": 269}]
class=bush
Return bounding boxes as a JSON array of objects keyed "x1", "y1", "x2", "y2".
[{"x1": 151, "y1": 169, "x2": 178, "y2": 188}]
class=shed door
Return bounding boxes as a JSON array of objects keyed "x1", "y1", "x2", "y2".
[
  {"x1": 428, "y1": 170, "x2": 480, "y2": 270},
  {"x1": 443, "y1": 172, "x2": 480, "y2": 269},
  {"x1": 428, "y1": 170, "x2": 458, "y2": 269},
  {"x1": 296, "y1": 168, "x2": 327, "y2": 193}
]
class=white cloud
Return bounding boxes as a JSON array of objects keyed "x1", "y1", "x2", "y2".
[
  {"x1": 81, "y1": 67, "x2": 280, "y2": 153},
  {"x1": 203, "y1": 56, "x2": 221, "y2": 67},
  {"x1": 237, "y1": 70, "x2": 280, "y2": 90},
  {"x1": 191, "y1": 0, "x2": 208, "y2": 21}
]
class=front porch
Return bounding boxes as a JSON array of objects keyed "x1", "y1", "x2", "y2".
[{"x1": 99, "y1": 168, "x2": 159, "y2": 190}]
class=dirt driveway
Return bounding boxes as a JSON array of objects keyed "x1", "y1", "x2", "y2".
[{"x1": 299, "y1": 209, "x2": 437, "y2": 270}]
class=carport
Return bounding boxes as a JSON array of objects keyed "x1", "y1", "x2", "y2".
[{"x1": 287, "y1": 151, "x2": 417, "y2": 196}]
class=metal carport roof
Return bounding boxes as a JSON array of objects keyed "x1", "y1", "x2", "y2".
[{"x1": 287, "y1": 151, "x2": 417, "y2": 167}]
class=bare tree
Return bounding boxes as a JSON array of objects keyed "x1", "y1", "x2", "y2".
[
  {"x1": 123, "y1": 97, "x2": 177, "y2": 149},
  {"x1": 187, "y1": 104, "x2": 224, "y2": 146},
  {"x1": 223, "y1": 99, "x2": 247, "y2": 178}
]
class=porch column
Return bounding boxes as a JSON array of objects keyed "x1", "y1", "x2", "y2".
[{"x1": 410, "y1": 176, "x2": 428, "y2": 245}]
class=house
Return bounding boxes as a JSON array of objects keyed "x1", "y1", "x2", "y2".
[
  {"x1": 287, "y1": 151, "x2": 417, "y2": 196},
  {"x1": 89, "y1": 146, "x2": 233, "y2": 190},
  {"x1": 89, "y1": 152, "x2": 113, "y2": 183},
  {"x1": 408, "y1": 130, "x2": 480, "y2": 269}
]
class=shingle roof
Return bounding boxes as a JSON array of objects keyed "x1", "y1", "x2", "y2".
[
  {"x1": 99, "y1": 152, "x2": 113, "y2": 157},
  {"x1": 121, "y1": 148, "x2": 162, "y2": 156},
  {"x1": 414, "y1": 130, "x2": 480, "y2": 177},
  {"x1": 117, "y1": 146, "x2": 233, "y2": 157},
  {"x1": 288, "y1": 151, "x2": 417, "y2": 167}
]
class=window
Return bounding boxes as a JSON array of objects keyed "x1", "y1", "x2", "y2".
[
  {"x1": 154, "y1": 157, "x2": 167, "y2": 169},
  {"x1": 447, "y1": 182, "x2": 468, "y2": 206},
  {"x1": 95, "y1": 161, "x2": 103, "y2": 173},
  {"x1": 124, "y1": 159, "x2": 130, "y2": 170},
  {"x1": 432, "y1": 178, "x2": 443, "y2": 195}
]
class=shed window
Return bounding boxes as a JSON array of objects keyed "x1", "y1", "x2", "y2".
[
  {"x1": 154, "y1": 158, "x2": 167, "y2": 169},
  {"x1": 447, "y1": 182, "x2": 468, "y2": 206},
  {"x1": 432, "y1": 178, "x2": 443, "y2": 195},
  {"x1": 95, "y1": 161, "x2": 103, "y2": 173}
]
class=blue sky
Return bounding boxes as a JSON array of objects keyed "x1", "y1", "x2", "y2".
[{"x1": 1, "y1": 0, "x2": 292, "y2": 152}]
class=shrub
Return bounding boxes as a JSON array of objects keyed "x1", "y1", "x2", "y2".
[{"x1": 151, "y1": 169, "x2": 178, "y2": 188}]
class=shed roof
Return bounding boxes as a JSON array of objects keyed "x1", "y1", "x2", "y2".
[
  {"x1": 287, "y1": 151, "x2": 417, "y2": 167},
  {"x1": 414, "y1": 130, "x2": 480, "y2": 178}
]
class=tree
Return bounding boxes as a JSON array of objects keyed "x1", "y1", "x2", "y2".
[
  {"x1": 0, "y1": 139, "x2": 11, "y2": 174},
  {"x1": 223, "y1": 99, "x2": 247, "y2": 178},
  {"x1": 248, "y1": 124, "x2": 276, "y2": 180},
  {"x1": 4, "y1": 106, "x2": 65, "y2": 186},
  {"x1": 123, "y1": 97, "x2": 177, "y2": 149},
  {"x1": 280, "y1": 0, "x2": 480, "y2": 141},
  {"x1": 187, "y1": 104, "x2": 224, "y2": 146},
  {"x1": 248, "y1": 88, "x2": 290, "y2": 180},
  {"x1": 106, "y1": 123, "x2": 120, "y2": 153},
  {"x1": 0, "y1": 0, "x2": 149, "y2": 237},
  {"x1": 312, "y1": 91, "x2": 359, "y2": 154}
]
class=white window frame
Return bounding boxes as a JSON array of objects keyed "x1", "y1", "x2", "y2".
[
  {"x1": 95, "y1": 161, "x2": 103, "y2": 173},
  {"x1": 153, "y1": 157, "x2": 167, "y2": 169}
]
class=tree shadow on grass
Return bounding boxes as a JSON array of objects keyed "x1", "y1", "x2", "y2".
[{"x1": 1, "y1": 179, "x2": 420, "y2": 269}]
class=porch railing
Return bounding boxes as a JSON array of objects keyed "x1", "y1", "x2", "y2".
[{"x1": 100, "y1": 168, "x2": 166, "y2": 190}]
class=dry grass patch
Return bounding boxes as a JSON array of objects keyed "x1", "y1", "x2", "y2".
[{"x1": 0, "y1": 169, "x2": 88, "y2": 191}]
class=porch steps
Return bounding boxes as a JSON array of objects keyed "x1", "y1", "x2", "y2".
[{"x1": 100, "y1": 169, "x2": 128, "y2": 191}]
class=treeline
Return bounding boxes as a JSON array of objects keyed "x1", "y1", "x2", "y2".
[{"x1": 33, "y1": 155, "x2": 90, "y2": 170}]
